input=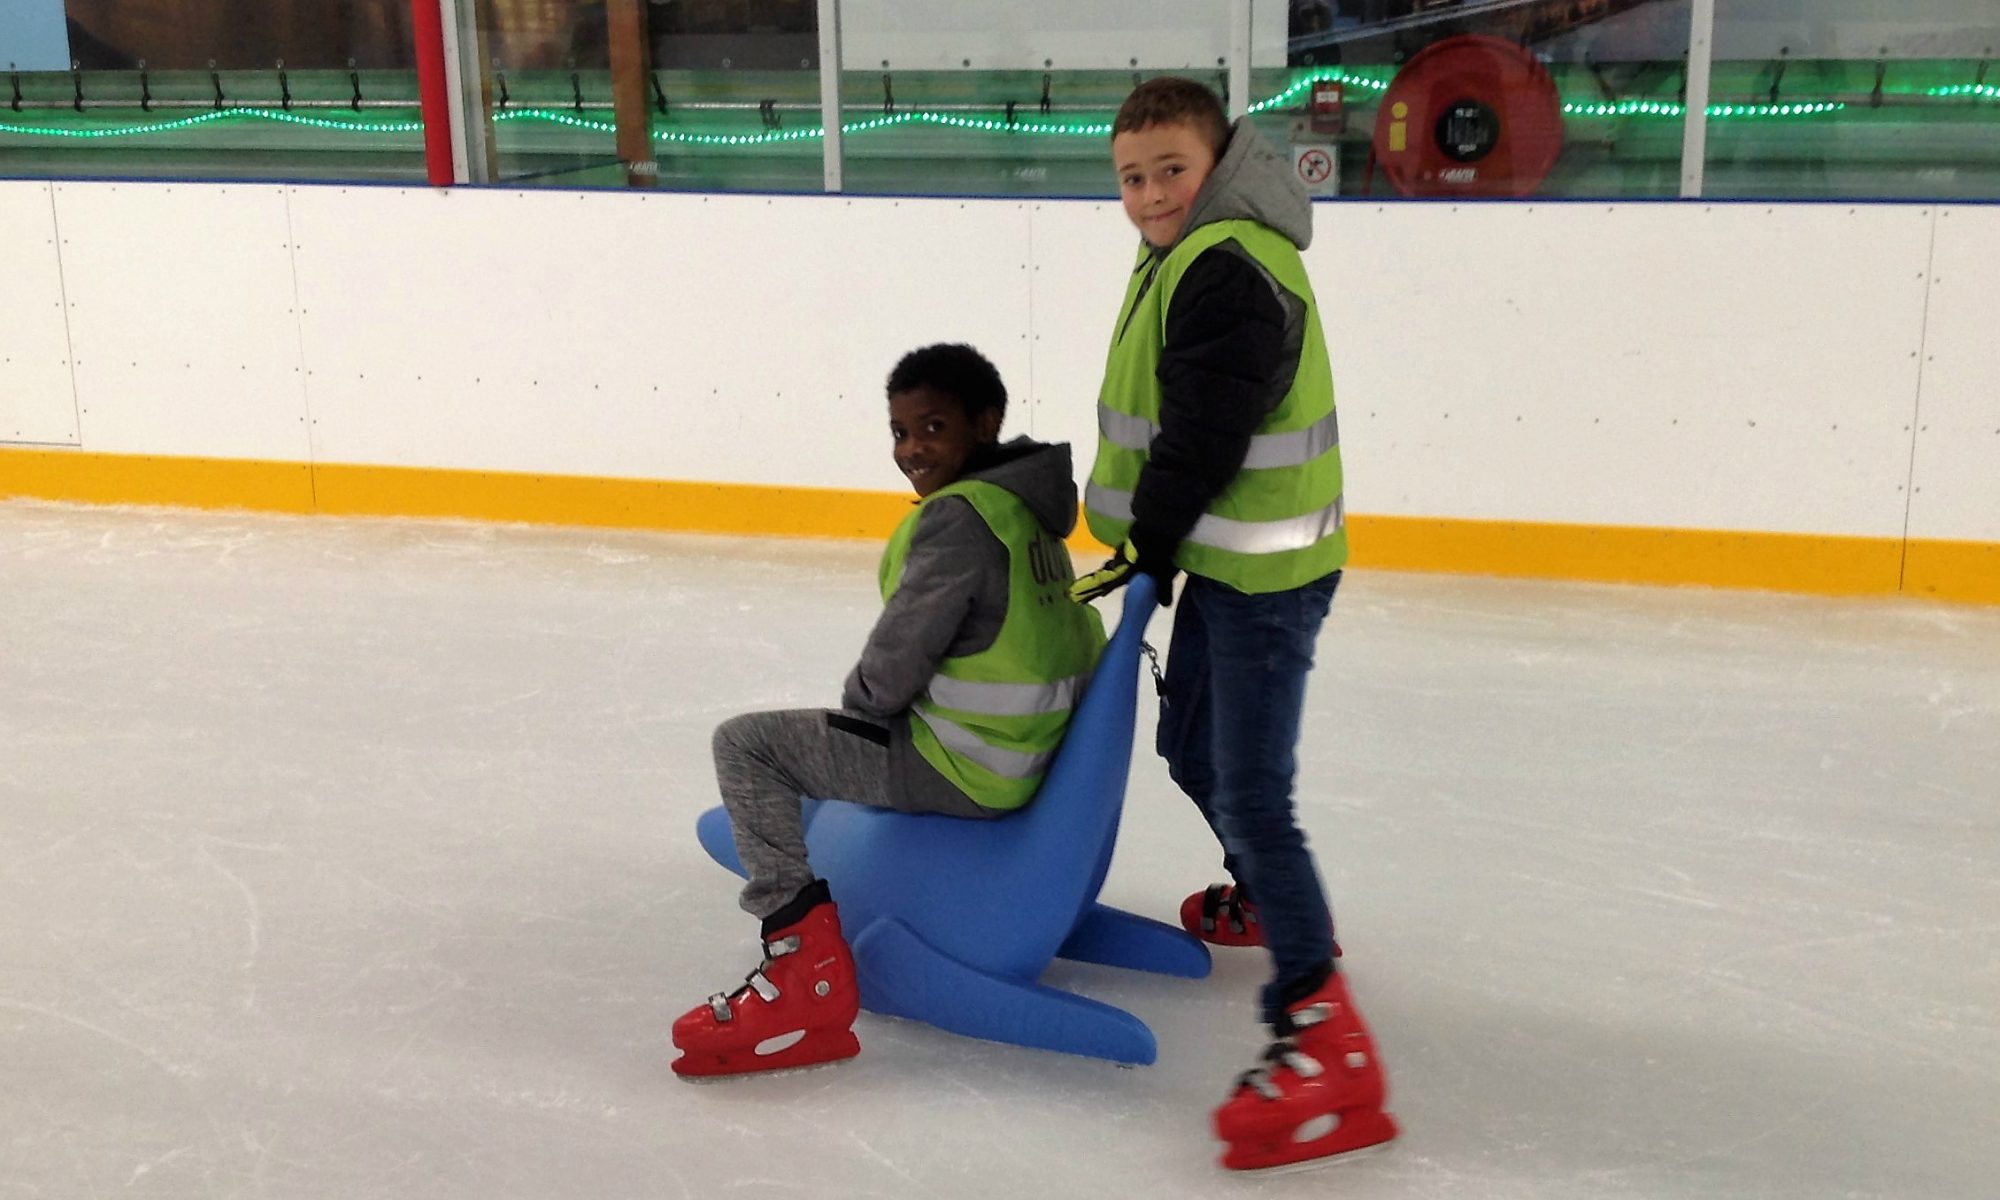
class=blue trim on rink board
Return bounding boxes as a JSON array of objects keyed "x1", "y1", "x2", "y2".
[{"x1": 693, "y1": 573, "x2": 1211, "y2": 1065}]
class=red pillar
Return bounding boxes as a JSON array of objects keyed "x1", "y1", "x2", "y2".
[{"x1": 411, "y1": 0, "x2": 455, "y2": 186}]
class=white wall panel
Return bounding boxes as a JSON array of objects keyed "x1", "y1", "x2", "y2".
[
  {"x1": 1310, "y1": 202, "x2": 1933, "y2": 537},
  {"x1": 15, "y1": 183, "x2": 1996, "y2": 557},
  {"x1": 1908, "y1": 207, "x2": 2000, "y2": 544},
  {"x1": 288, "y1": 187, "x2": 1034, "y2": 492},
  {"x1": 0, "y1": 181, "x2": 79, "y2": 446},
  {"x1": 53, "y1": 183, "x2": 311, "y2": 461},
  {"x1": 1023, "y1": 200, "x2": 1134, "y2": 453}
]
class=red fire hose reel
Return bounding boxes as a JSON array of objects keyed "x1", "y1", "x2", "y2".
[{"x1": 1371, "y1": 35, "x2": 1565, "y2": 197}]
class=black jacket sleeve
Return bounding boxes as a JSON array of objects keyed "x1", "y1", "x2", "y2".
[{"x1": 1128, "y1": 242, "x2": 1303, "y2": 573}]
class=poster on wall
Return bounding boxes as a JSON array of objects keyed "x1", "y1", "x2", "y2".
[
  {"x1": 1288, "y1": 0, "x2": 2000, "y2": 65},
  {"x1": 456, "y1": 0, "x2": 817, "y2": 70},
  {"x1": 1286, "y1": 0, "x2": 1683, "y2": 67},
  {"x1": 1, "y1": 0, "x2": 71, "y2": 71},
  {"x1": 59, "y1": 0, "x2": 414, "y2": 70},
  {"x1": 53, "y1": 0, "x2": 815, "y2": 73}
]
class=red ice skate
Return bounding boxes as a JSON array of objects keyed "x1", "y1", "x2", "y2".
[
  {"x1": 1180, "y1": 883, "x2": 1341, "y2": 957},
  {"x1": 1212, "y1": 971, "x2": 1397, "y2": 1171},
  {"x1": 672, "y1": 892, "x2": 860, "y2": 1078}
]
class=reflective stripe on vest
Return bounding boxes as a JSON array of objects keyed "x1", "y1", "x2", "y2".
[
  {"x1": 1098, "y1": 407, "x2": 1340, "y2": 471},
  {"x1": 880, "y1": 475, "x2": 1106, "y2": 810},
  {"x1": 1085, "y1": 481, "x2": 1345, "y2": 556},
  {"x1": 925, "y1": 671, "x2": 1090, "y2": 719},
  {"x1": 1085, "y1": 219, "x2": 1347, "y2": 594},
  {"x1": 916, "y1": 710, "x2": 1060, "y2": 780}
]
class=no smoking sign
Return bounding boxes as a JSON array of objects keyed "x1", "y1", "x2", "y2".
[{"x1": 1292, "y1": 144, "x2": 1339, "y2": 195}]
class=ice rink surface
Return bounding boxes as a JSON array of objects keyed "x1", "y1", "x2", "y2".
[{"x1": 4, "y1": 501, "x2": 1997, "y2": 1199}]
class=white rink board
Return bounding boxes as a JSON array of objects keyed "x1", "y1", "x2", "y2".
[
  {"x1": 0, "y1": 181, "x2": 78, "y2": 446},
  {"x1": 23, "y1": 183, "x2": 1997, "y2": 550},
  {"x1": 1909, "y1": 207, "x2": 2000, "y2": 544},
  {"x1": 53, "y1": 182, "x2": 311, "y2": 462},
  {"x1": 1306, "y1": 202, "x2": 1934, "y2": 537},
  {"x1": 1022, "y1": 200, "x2": 1135, "y2": 449},
  {"x1": 288, "y1": 188, "x2": 1034, "y2": 492}
]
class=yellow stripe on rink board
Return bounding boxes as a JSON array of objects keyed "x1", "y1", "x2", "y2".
[
  {"x1": 2, "y1": 448, "x2": 1994, "y2": 604},
  {"x1": 1903, "y1": 538, "x2": 2000, "y2": 606},
  {"x1": 309, "y1": 462, "x2": 919, "y2": 541},
  {"x1": 0, "y1": 447, "x2": 316, "y2": 513},
  {"x1": 1342, "y1": 514, "x2": 1906, "y2": 597},
  {"x1": 0, "y1": 447, "x2": 915, "y2": 539}
]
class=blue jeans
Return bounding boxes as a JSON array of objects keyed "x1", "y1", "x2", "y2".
[{"x1": 1156, "y1": 570, "x2": 1342, "y2": 1026}]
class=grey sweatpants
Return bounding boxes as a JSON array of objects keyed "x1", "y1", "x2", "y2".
[{"x1": 711, "y1": 709, "x2": 1000, "y2": 920}]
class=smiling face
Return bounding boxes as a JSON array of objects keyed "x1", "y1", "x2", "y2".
[
  {"x1": 1113, "y1": 119, "x2": 1218, "y2": 249},
  {"x1": 888, "y1": 385, "x2": 1002, "y2": 498}
]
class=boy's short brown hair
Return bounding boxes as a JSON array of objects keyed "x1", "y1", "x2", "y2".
[{"x1": 1112, "y1": 76, "x2": 1230, "y2": 157}]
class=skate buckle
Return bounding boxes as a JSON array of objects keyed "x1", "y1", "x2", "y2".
[
  {"x1": 723, "y1": 937, "x2": 800, "y2": 1012},
  {"x1": 1239, "y1": 1039, "x2": 1324, "y2": 1100}
]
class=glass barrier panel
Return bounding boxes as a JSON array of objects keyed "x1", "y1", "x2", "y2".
[
  {"x1": 1703, "y1": 4, "x2": 2000, "y2": 199},
  {"x1": 468, "y1": 0, "x2": 825, "y2": 190},
  {"x1": 0, "y1": 1, "x2": 426, "y2": 183},
  {"x1": 830, "y1": 2, "x2": 1256, "y2": 198},
  {"x1": 1261, "y1": 0, "x2": 1693, "y2": 199},
  {"x1": 457, "y1": 3, "x2": 1275, "y2": 196},
  {"x1": 715, "y1": 2, "x2": 1703, "y2": 201},
  {"x1": 831, "y1": 68, "x2": 1193, "y2": 199}
]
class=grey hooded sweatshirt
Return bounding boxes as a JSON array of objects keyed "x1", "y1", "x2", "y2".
[{"x1": 840, "y1": 435, "x2": 1082, "y2": 807}]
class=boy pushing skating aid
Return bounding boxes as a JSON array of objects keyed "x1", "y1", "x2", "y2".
[{"x1": 1070, "y1": 77, "x2": 1397, "y2": 1170}]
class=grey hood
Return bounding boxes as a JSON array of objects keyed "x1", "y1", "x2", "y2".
[
  {"x1": 1174, "y1": 118, "x2": 1314, "y2": 253},
  {"x1": 961, "y1": 437, "x2": 1080, "y2": 538}
]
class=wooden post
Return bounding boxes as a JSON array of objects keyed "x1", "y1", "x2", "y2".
[{"x1": 608, "y1": 0, "x2": 658, "y2": 188}]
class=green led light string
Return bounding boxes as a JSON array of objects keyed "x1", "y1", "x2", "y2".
[
  {"x1": 0, "y1": 106, "x2": 424, "y2": 138},
  {"x1": 1247, "y1": 70, "x2": 1393, "y2": 114},
  {"x1": 492, "y1": 107, "x2": 1117, "y2": 145},
  {"x1": 1928, "y1": 84, "x2": 2000, "y2": 101},
  {"x1": 9, "y1": 69, "x2": 1998, "y2": 144},
  {"x1": 1562, "y1": 99, "x2": 1845, "y2": 118}
]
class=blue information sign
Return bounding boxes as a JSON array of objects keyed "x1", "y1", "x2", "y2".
[{"x1": 2, "y1": 1, "x2": 71, "y2": 70}]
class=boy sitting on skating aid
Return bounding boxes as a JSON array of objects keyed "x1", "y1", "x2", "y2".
[{"x1": 672, "y1": 343, "x2": 1105, "y2": 1078}]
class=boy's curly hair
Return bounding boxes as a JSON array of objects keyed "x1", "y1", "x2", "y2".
[
  {"x1": 886, "y1": 344, "x2": 1008, "y2": 424},
  {"x1": 1112, "y1": 76, "x2": 1230, "y2": 158}
]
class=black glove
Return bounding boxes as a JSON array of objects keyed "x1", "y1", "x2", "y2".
[{"x1": 1070, "y1": 540, "x2": 1175, "y2": 606}]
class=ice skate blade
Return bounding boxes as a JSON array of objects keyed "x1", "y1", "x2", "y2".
[
  {"x1": 672, "y1": 1055, "x2": 856, "y2": 1084},
  {"x1": 671, "y1": 1029, "x2": 860, "y2": 1080},
  {"x1": 1218, "y1": 1109, "x2": 1398, "y2": 1174},
  {"x1": 1221, "y1": 1137, "x2": 1393, "y2": 1177}
]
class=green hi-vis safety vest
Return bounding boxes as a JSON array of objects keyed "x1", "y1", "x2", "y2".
[
  {"x1": 1085, "y1": 220, "x2": 1347, "y2": 595},
  {"x1": 880, "y1": 479, "x2": 1107, "y2": 811}
]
